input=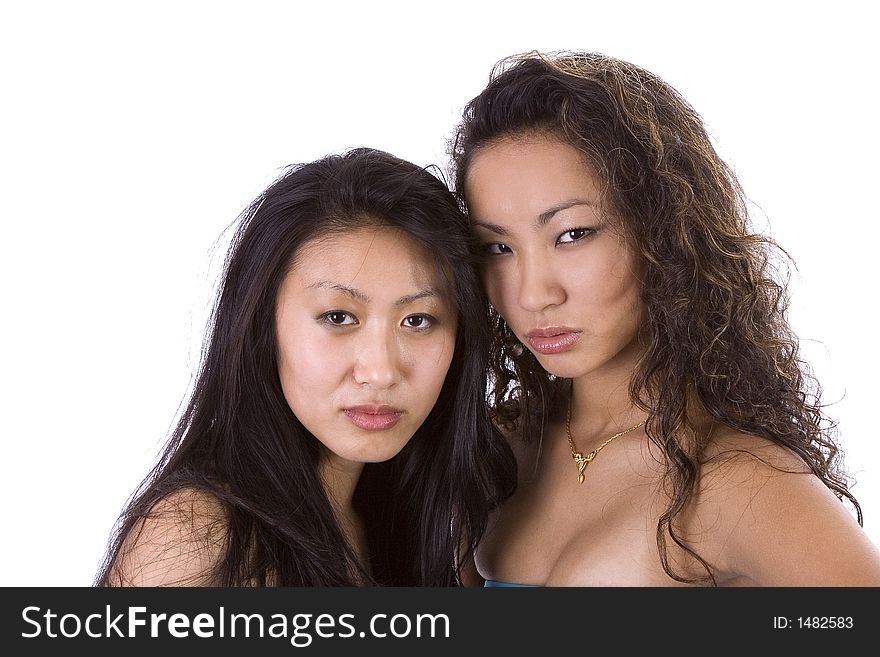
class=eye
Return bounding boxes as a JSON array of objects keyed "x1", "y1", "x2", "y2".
[
  {"x1": 556, "y1": 228, "x2": 592, "y2": 245},
  {"x1": 321, "y1": 311, "x2": 357, "y2": 326},
  {"x1": 402, "y1": 314, "x2": 434, "y2": 330},
  {"x1": 483, "y1": 242, "x2": 512, "y2": 255}
]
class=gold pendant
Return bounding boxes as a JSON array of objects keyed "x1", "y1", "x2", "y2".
[{"x1": 572, "y1": 451, "x2": 595, "y2": 484}]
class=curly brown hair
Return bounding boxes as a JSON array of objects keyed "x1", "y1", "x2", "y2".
[{"x1": 450, "y1": 50, "x2": 860, "y2": 584}]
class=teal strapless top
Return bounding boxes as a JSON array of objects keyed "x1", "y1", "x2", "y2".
[{"x1": 484, "y1": 579, "x2": 540, "y2": 587}]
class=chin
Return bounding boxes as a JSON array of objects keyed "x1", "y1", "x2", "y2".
[
  {"x1": 350, "y1": 441, "x2": 410, "y2": 464},
  {"x1": 531, "y1": 353, "x2": 588, "y2": 380}
]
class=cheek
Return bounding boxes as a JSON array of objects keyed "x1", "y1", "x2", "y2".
[
  {"x1": 602, "y1": 253, "x2": 642, "y2": 305},
  {"x1": 409, "y1": 331, "x2": 456, "y2": 401},
  {"x1": 277, "y1": 327, "x2": 345, "y2": 406},
  {"x1": 575, "y1": 255, "x2": 643, "y2": 328}
]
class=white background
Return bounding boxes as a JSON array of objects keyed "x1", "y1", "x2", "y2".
[{"x1": 2, "y1": 1, "x2": 877, "y2": 585}]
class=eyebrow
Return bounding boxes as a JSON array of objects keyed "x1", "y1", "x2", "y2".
[
  {"x1": 538, "y1": 199, "x2": 596, "y2": 224},
  {"x1": 307, "y1": 281, "x2": 442, "y2": 306},
  {"x1": 309, "y1": 281, "x2": 370, "y2": 303},
  {"x1": 472, "y1": 198, "x2": 597, "y2": 236},
  {"x1": 394, "y1": 289, "x2": 442, "y2": 307}
]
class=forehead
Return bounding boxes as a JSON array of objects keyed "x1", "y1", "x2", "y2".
[
  {"x1": 465, "y1": 136, "x2": 603, "y2": 217},
  {"x1": 287, "y1": 226, "x2": 444, "y2": 295}
]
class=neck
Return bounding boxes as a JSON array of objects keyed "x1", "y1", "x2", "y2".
[
  {"x1": 319, "y1": 452, "x2": 370, "y2": 578},
  {"x1": 569, "y1": 354, "x2": 644, "y2": 441},
  {"x1": 319, "y1": 451, "x2": 364, "y2": 522}
]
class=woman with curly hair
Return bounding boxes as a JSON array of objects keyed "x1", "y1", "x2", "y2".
[
  {"x1": 451, "y1": 51, "x2": 880, "y2": 586},
  {"x1": 95, "y1": 147, "x2": 515, "y2": 586}
]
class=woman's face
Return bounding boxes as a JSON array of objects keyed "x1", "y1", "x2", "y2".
[
  {"x1": 465, "y1": 135, "x2": 644, "y2": 380},
  {"x1": 275, "y1": 226, "x2": 457, "y2": 467}
]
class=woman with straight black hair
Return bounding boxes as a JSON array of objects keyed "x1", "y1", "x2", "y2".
[{"x1": 95, "y1": 147, "x2": 515, "y2": 586}]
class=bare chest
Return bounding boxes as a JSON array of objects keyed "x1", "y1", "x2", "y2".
[{"x1": 476, "y1": 438, "x2": 693, "y2": 586}]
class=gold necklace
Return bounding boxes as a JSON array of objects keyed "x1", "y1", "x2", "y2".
[{"x1": 565, "y1": 398, "x2": 644, "y2": 484}]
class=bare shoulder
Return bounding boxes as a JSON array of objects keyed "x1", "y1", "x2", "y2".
[
  {"x1": 691, "y1": 427, "x2": 880, "y2": 585},
  {"x1": 107, "y1": 488, "x2": 229, "y2": 587},
  {"x1": 697, "y1": 429, "x2": 812, "y2": 496}
]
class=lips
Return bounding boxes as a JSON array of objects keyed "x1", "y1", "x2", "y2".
[
  {"x1": 525, "y1": 327, "x2": 582, "y2": 355},
  {"x1": 343, "y1": 405, "x2": 404, "y2": 431}
]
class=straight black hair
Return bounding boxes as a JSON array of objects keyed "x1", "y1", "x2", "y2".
[{"x1": 96, "y1": 147, "x2": 516, "y2": 586}]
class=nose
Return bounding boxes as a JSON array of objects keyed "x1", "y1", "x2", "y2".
[
  {"x1": 352, "y1": 326, "x2": 401, "y2": 388},
  {"x1": 517, "y1": 253, "x2": 565, "y2": 312}
]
